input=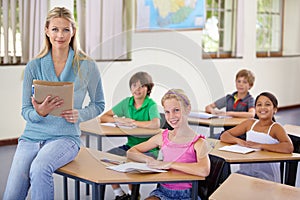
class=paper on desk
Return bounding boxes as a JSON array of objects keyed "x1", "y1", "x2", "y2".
[
  {"x1": 107, "y1": 162, "x2": 167, "y2": 173},
  {"x1": 218, "y1": 144, "x2": 259, "y2": 154},
  {"x1": 189, "y1": 112, "x2": 231, "y2": 119},
  {"x1": 101, "y1": 123, "x2": 117, "y2": 127},
  {"x1": 101, "y1": 122, "x2": 136, "y2": 129}
]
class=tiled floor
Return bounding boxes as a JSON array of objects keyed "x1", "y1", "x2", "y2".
[{"x1": 1, "y1": 107, "x2": 300, "y2": 199}]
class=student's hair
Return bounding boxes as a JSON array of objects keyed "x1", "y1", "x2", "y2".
[
  {"x1": 161, "y1": 89, "x2": 191, "y2": 111},
  {"x1": 36, "y1": 7, "x2": 89, "y2": 71},
  {"x1": 254, "y1": 92, "x2": 278, "y2": 121},
  {"x1": 236, "y1": 69, "x2": 255, "y2": 88},
  {"x1": 129, "y1": 71, "x2": 154, "y2": 96}
]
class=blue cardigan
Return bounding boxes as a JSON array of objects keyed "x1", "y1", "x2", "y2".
[{"x1": 20, "y1": 48, "x2": 105, "y2": 147}]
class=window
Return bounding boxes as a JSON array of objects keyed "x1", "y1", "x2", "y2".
[
  {"x1": 256, "y1": 0, "x2": 283, "y2": 57},
  {"x1": 0, "y1": 0, "x2": 131, "y2": 65},
  {"x1": 202, "y1": 0, "x2": 238, "y2": 59},
  {"x1": 0, "y1": 0, "x2": 22, "y2": 64}
]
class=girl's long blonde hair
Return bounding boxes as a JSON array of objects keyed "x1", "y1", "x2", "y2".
[{"x1": 36, "y1": 7, "x2": 90, "y2": 71}]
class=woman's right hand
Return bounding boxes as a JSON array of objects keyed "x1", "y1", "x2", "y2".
[{"x1": 31, "y1": 96, "x2": 64, "y2": 117}]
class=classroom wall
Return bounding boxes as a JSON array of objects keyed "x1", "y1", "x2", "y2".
[{"x1": 0, "y1": 0, "x2": 299, "y2": 140}]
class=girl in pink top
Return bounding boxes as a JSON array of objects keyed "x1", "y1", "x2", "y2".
[{"x1": 127, "y1": 89, "x2": 211, "y2": 200}]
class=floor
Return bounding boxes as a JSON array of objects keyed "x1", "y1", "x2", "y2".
[{"x1": 1, "y1": 107, "x2": 300, "y2": 199}]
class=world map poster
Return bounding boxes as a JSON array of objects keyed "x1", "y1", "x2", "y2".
[{"x1": 136, "y1": 0, "x2": 206, "y2": 31}]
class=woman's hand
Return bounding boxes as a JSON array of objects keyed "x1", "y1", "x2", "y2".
[
  {"x1": 61, "y1": 109, "x2": 79, "y2": 123},
  {"x1": 31, "y1": 96, "x2": 63, "y2": 117}
]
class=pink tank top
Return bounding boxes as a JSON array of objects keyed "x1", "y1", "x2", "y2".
[{"x1": 161, "y1": 129, "x2": 205, "y2": 190}]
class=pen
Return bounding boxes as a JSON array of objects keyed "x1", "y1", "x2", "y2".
[{"x1": 100, "y1": 158, "x2": 125, "y2": 165}]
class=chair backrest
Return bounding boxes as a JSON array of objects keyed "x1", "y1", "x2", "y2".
[
  {"x1": 160, "y1": 113, "x2": 173, "y2": 130},
  {"x1": 198, "y1": 155, "x2": 229, "y2": 200},
  {"x1": 283, "y1": 124, "x2": 300, "y2": 153}
]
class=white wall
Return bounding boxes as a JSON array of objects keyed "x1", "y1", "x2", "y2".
[{"x1": 1, "y1": 0, "x2": 300, "y2": 140}]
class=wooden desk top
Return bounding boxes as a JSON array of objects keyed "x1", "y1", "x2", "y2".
[
  {"x1": 284, "y1": 124, "x2": 300, "y2": 137},
  {"x1": 188, "y1": 117, "x2": 247, "y2": 127},
  {"x1": 209, "y1": 173, "x2": 300, "y2": 200},
  {"x1": 57, "y1": 147, "x2": 205, "y2": 184},
  {"x1": 208, "y1": 139, "x2": 300, "y2": 163},
  {"x1": 80, "y1": 118, "x2": 161, "y2": 136}
]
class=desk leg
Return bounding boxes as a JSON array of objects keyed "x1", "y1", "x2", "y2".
[
  {"x1": 75, "y1": 180, "x2": 80, "y2": 200},
  {"x1": 97, "y1": 135, "x2": 102, "y2": 150},
  {"x1": 284, "y1": 160, "x2": 298, "y2": 186},
  {"x1": 131, "y1": 184, "x2": 140, "y2": 200},
  {"x1": 63, "y1": 176, "x2": 68, "y2": 200},
  {"x1": 209, "y1": 126, "x2": 214, "y2": 138},
  {"x1": 99, "y1": 185, "x2": 106, "y2": 200},
  {"x1": 84, "y1": 132, "x2": 90, "y2": 195},
  {"x1": 85, "y1": 134, "x2": 90, "y2": 147},
  {"x1": 191, "y1": 181, "x2": 199, "y2": 200},
  {"x1": 92, "y1": 183, "x2": 100, "y2": 200}
]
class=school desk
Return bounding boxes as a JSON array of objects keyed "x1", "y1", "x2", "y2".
[
  {"x1": 188, "y1": 116, "x2": 247, "y2": 138},
  {"x1": 55, "y1": 147, "x2": 205, "y2": 200},
  {"x1": 80, "y1": 118, "x2": 161, "y2": 150},
  {"x1": 79, "y1": 117, "x2": 161, "y2": 195},
  {"x1": 208, "y1": 139, "x2": 300, "y2": 186},
  {"x1": 209, "y1": 173, "x2": 300, "y2": 200}
]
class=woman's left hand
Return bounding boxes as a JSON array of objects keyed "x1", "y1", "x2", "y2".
[{"x1": 61, "y1": 109, "x2": 79, "y2": 123}]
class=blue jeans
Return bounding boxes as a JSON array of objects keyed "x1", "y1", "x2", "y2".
[
  {"x1": 149, "y1": 185, "x2": 201, "y2": 200},
  {"x1": 3, "y1": 138, "x2": 79, "y2": 200}
]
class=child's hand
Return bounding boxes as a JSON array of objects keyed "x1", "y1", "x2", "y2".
[
  {"x1": 114, "y1": 117, "x2": 136, "y2": 127},
  {"x1": 244, "y1": 141, "x2": 261, "y2": 149},
  {"x1": 147, "y1": 160, "x2": 172, "y2": 170},
  {"x1": 236, "y1": 139, "x2": 248, "y2": 147}
]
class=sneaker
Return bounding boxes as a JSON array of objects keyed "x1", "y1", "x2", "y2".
[{"x1": 115, "y1": 193, "x2": 131, "y2": 200}]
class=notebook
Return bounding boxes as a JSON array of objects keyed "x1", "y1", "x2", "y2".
[
  {"x1": 218, "y1": 144, "x2": 259, "y2": 154},
  {"x1": 107, "y1": 162, "x2": 167, "y2": 173},
  {"x1": 189, "y1": 111, "x2": 231, "y2": 119}
]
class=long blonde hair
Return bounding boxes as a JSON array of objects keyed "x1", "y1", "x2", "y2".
[{"x1": 36, "y1": 7, "x2": 90, "y2": 71}]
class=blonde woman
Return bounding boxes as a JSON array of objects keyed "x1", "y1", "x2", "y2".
[{"x1": 4, "y1": 7, "x2": 105, "y2": 199}]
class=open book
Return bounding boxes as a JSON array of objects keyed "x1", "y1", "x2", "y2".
[
  {"x1": 189, "y1": 111, "x2": 230, "y2": 119},
  {"x1": 218, "y1": 144, "x2": 259, "y2": 154},
  {"x1": 101, "y1": 122, "x2": 136, "y2": 129},
  {"x1": 33, "y1": 80, "x2": 74, "y2": 116},
  {"x1": 107, "y1": 162, "x2": 167, "y2": 173}
]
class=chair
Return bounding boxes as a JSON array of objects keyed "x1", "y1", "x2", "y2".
[
  {"x1": 282, "y1": 124, "x2": 300, "y2": 185},
  {"x1": 198, "y1": 155, "x2": 230, "y2": 200}
]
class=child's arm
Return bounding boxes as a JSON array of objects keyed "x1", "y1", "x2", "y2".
[
  {"x1": 127, "y1": 133, "x2": 162, "y2": 163},
  {"x1": 205, "y1": 103, "x2": 217, "y2": 114},
  {"x1": 134, "y1": 118, "x2": 160, "y2": 129},
  {"x1": 147, "y1": 139, "x2": 211, "y2": 177},
  {"x1": 220, "y1": 119, "x2": 252, "y2": 146},
  {"x1": 99, "y1": 109, "x2": 115, "y2": 123},
  {"x1": 244, "y1": 124, "x2": 294, "y2": 153},
  {"x1": 225, "y1": 107, "x2": 255, "y2": 118}
]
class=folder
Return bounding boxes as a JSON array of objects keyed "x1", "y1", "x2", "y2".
[{"x1": 33, "y1": 80, "x2": 74, "y2": 116}]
